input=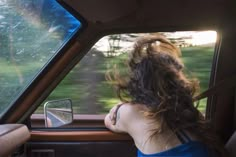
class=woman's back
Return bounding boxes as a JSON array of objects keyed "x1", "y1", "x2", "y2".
[{"x1": 106, "y1": 103, "x2": 211, "y2": 157}]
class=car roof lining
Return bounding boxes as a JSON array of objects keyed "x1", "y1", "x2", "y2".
[{"x1": 63, "y1": 0, "x2": 231, "y2": 30}]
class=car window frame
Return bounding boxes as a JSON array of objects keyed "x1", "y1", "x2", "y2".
[{"x1": 29, "y1": 31, "x2": 220, "y2": 129}]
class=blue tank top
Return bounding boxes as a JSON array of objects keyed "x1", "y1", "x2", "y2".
[
  {"x1": 137, "y1": 130, "x2": 211, "y2": 157},
  {"x1": 137, "y1": 141, "x2": 210, "y2": 157}
]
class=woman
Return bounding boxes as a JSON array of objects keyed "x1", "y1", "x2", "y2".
[{"x1": 104, "y1": 35, "x2": 225, "y2": 157}]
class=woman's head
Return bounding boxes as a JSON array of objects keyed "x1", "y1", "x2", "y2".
[{"x1": 109, "y1": 35, "x2": 200, "y2": 129}]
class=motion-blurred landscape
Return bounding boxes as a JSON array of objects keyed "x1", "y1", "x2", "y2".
[{"x1": 39, "y1": 32, "x2": 216, "y2": 114}]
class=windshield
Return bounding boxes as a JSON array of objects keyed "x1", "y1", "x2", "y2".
[{"x1": 0, "y1": 0, "x2": 82, "y2": 116}]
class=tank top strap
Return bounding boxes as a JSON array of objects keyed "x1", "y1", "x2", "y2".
[{"x1": 175, "y1": 130, "x2": 192, "y2": 144}]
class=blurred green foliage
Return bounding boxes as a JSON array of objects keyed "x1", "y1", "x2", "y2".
[{"x1": 36, "y1": 45, "x2": 214, "y2": 114}]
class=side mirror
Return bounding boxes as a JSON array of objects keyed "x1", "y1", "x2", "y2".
[{"x1": 44, "y1": 99, "x2": 73, "y2": 128}]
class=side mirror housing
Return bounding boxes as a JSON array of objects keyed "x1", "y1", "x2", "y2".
[{"x1": 44, "y1": 99, "x2": 73, "y2": 128}]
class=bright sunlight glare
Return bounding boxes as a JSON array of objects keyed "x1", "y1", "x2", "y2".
[
  {"x1": 94, "y1": 31, "x2": 217, "y2": 56},
  {"x1": 190, "y1": 31, "x2": 217, "y2": 45}
]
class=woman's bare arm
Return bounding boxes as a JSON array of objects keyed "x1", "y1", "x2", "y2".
[{"x1": 104, "y1": 103, "x2": 130, "y2": 133}]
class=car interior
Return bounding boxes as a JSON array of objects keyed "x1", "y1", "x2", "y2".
[{"x1": 0, "y1": 0, "x2": 236, "y2": 157}]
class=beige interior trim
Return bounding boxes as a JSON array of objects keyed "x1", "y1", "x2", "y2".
[{"x1": 0, "y1": 124, "x2": 30, "y2": 157}]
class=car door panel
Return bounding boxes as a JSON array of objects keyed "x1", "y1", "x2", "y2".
[
  {"x1": 26, "y1": 141, "x2": 136, "y2": 157},
  {"x1": 27, "y1": 130, "x2": 136, "y2": 157}
]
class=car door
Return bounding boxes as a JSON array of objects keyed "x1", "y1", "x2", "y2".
[{"x1": 0, "y1": 0, "x2": 235, "y2": 157}]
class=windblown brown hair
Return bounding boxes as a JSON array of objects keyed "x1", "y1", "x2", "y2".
[{"x1": 107, "y1": 34, "x2": 226, "y2": 156}]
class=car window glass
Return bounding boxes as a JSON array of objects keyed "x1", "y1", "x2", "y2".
[
  {"x1": 32, "y1": 31, "x2": 217, "y2": 127},
  {"x1": 0, "y1": 0, "x2": 82, "y2": 116}
]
